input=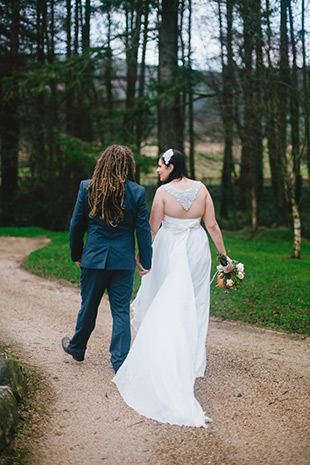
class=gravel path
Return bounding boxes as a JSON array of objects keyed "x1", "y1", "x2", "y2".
[{"x1": 0, "y1": 236, "x2": 309, "y2": 465}]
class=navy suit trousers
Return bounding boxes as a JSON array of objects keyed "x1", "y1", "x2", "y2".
[{"x1": 70, "y1": 268, "x2": 134, "y2": 372}]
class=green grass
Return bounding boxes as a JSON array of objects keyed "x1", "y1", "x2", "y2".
[
  {"x1": 25, "y1": 232, "x2": 81, "y2": 285},
  {"x1": 1, "y1": 226, "x2": 309, "y2": 335},
  {"x1": 0, "y1": 226, "x2": 48, "y2": 237},
  {"x1": 209, "y1": 228, "x2": 310, "y2": 335}
]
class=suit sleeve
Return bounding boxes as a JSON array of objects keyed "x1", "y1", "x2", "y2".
[
  {"x1": 69, "y1": 181, "x2": 88, "y2": 262},
  {"x1": 135, "y1": 188, "x2": 152, "y2": 270}
]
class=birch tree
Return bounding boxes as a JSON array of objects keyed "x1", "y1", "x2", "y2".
[{"x1": 279, "y1": 0, "x2": 301, "y2": 258}]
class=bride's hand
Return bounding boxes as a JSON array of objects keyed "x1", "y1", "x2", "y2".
[
  {"x1": 138, "y1": 267, "x2": 150, "y2": 276},
  {"x1": 225, "y1": 256, "x2": 234, "y2": 272},
  {"x1": 136, "y1": 253, "x2": 150, "y2": 276}
]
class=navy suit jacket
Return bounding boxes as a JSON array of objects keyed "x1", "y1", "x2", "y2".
[{"x1": 69, "y1": 179, "x2": 152, "y2": 270}]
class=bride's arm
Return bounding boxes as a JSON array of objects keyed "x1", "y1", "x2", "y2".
[
  {"x1": 135, "y1": 187, "x2": 164, "y2": 275},
  {"x1": 149, "y1": 187, "x2": 165, "y2": 241},
  {"x1": 203, "y1": 189, "x2": 227, "y2": 256}
]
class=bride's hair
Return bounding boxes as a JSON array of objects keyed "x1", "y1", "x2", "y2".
[
  {"x1": 88, "y1": 145, "x2": 135, "y2": 227},
  {"x1": 159, "y1": 149, "x2": 187, "y2": 183}
]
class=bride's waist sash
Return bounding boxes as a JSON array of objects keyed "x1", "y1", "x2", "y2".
[{"x1": 162, "y1": 215, "x2": 201, "y2": 233}]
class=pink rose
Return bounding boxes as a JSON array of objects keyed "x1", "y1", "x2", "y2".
[{"x1": 237, "y1": 263, "x2": 244, "y2": 273}]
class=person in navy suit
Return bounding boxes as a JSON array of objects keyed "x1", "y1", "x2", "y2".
[{"x1": 62, "y1": 145, "x2": 152, "y2": 372}]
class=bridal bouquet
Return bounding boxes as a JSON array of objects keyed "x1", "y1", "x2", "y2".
[{"x1": 216, "y1": 253, "x2": 244, "y2": 290}]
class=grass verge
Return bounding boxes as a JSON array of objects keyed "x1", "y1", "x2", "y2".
[
  {"x1": 0, "y1": 226, "x2": 309, "y2": 335},
  {"x1": 209, "y1": 228, "x2": 310, "y2": 335},
  {"x1": 0, "y1": 345, "x2": 50, "y2": 465}
]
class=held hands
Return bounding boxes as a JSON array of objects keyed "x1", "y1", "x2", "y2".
[
  {"x1": 136, "y1": 253, "x2": 150, "y2": 276},
  {"x1": 75, "y1": 260, "x2": 81, "y2": 267}
]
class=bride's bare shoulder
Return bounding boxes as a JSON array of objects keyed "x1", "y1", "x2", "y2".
[
  {"x1": 198, "y1": 182, "x2": 208, "y2": 194},
  {"x1": 153, "y1": 185, "x2": 166, "y2": 200}
]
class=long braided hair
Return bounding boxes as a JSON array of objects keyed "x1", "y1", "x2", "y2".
[{"x1": 88, "y1": 145, "x2": 135, "y2": 227}]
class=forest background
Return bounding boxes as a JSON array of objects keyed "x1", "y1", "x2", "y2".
[{"x1": 0, "y1": 0, "x2": 310, "y2": 253}]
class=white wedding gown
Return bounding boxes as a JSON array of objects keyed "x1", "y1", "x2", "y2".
[{"x1": 113, "y1": 184, "x2": 212, "y2": 428}]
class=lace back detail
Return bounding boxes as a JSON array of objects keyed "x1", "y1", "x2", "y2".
[{"x1": 163, "y1": 181, "x2": 202, "y2": 211}]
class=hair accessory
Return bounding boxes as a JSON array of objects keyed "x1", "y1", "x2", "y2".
[{"x1": 162, "y1": 148, "x2": 174, "y2": 165}]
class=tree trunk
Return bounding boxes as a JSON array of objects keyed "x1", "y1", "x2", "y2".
[
  {"x1": 31, "y1": 0, "x2": 47, "y2": 177},
  {"x1": 179, "y1": 0, "x2": 187, "y2": 164},
  {"x1": 66, "y1": 0, "x2": 74, "y2": 134},
  {"x1": 279, "y1": 0, "x2": 289, "y2": 161},
  {"x1": 291, "y1": 196, "x2": 301, "y2": 259},
  {"x1": 47, "y1": 0, "x2": 58, "y2": 167},
  {"x1": 37, "y1": 0, "x2": 45, "y2": 63},
  {"x1": 135, "y1": 1, "x2": 150, "y2": 183},
  {"x1": 279, "y1": 0, "x2": 301, "y2": 257},
  {"x1": 123, "y1": 1, "x2": 143, "y2": 143},
  {"x1": 301, "y1": 0, "x2": 310, "y2": 182},
  {"x1": 250, "y1": 185, "x2": 257, "y2": 236},
  {"x1": 0, "y1": 0, "x2": 20, "y2": 225},
  {"x1": 266, "y1": 96, "x2": 287, "y2": 223},
  {"x1": 68, "y1": 0, "x2": 92, "y2": 141},
  {"x1": 74, "y1": 0, "x2": 80, "y2": 54},
  {"x1": 265, "y1": 0, "x2": 287, "y2": 224},
  {"x1": 158, "y1": 0, "x2": 182, "y2": 153},
  {"x1": 288, "y1": 0, "x2": 301, "y2": 203},
  {"x1": 48, "y1": 0, "x2": 55, "y2": 64},
  {"x1": 239, "y1": 0, "x2": 264, "y2": 233},
  {"x1": 219, "y1": 0, "x2": 234, "y2": 219},
  {"x1": 82, "y1": 0, "x2": 90, "y2": 51},
  {"x1": 80, "y1": 0, "x2": 92, "y2": 141},
  {"x1": 253, "y1": 0, "x2": 264, "y2": 203},
  {"x1": 239, "y1": 1, "x2": 251, "y2": 211},
  {"x1": 188, "y1": 0, "x2": 195, "y2": 179},
  {"x1": 66, "y1": 0, "x2": 71, "y2": 58},
  {"x1": 136, "y1": 0, "x2": 149, "y2": 145},
  {"x1": 42, "y1": 0, "x2": 49, "y2": 62},
  {"x1": 105, "y1": 7, "x2": 113, "y2": 114},
  {"x1": 282, "y1": 169, "x2": 301, "y2": 258}
]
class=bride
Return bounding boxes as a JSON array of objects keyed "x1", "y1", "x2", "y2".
[{"x1": 113, "y1": 148, "x2": 229, "y2": 428}]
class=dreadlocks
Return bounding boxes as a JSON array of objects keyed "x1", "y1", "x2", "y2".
[{"x1": 88, "y1": 145, "x2": 136, "y2": 227}]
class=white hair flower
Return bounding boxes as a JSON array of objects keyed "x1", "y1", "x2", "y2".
[{"x1": 162, "y1": 149, "x2": 174, "y2": 165}]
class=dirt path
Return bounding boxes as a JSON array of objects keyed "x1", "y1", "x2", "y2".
[{"x1": 0, "y1": 237, "x2": 309, "y2": 465}]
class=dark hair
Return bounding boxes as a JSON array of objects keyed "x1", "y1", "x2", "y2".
[
  {"x1": 88, "y1": 145, "x2": 135, "y2": 226},
  {"x1": 159, "y1": 149, "x2": 187, "y2": 183}
]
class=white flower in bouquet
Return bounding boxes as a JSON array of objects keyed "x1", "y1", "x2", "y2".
[{"x1": 237, "y1": 263, "x2": 244, "y2": 273}]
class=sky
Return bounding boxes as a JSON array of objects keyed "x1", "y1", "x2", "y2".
[
  {"x1": 90, "y1": 1, "x2": 221, "y2": 70},
  {"x1": 89, "y1": 0, "x2": 310, "y2": 71}
]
